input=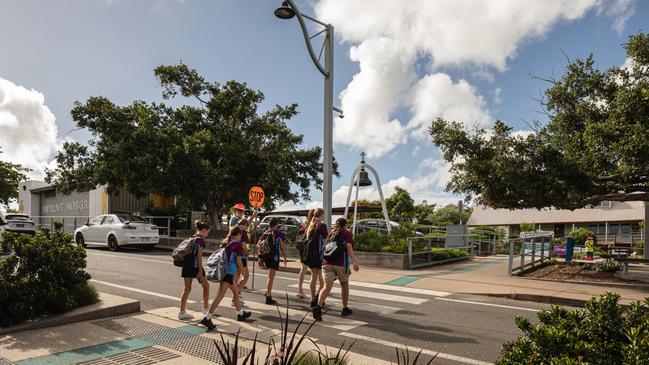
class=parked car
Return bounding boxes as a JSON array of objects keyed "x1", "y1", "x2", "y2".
[
  {"x1": 257, "y1": 215, "x2": 304, "y2": 236},
  {"x1": 74, "y1": 214, "x2": 159, "y2": 251},
  {"x1": 0, "y1": 212, "x2": 36, "y2": 237},
  {"x1": 354, "y1": 219, "x2": 424, "y2": 236}
]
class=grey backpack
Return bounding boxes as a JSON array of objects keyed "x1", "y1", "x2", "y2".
[
  {"x1": 172, "y1": 237, "x2": 197, "y2": 267},
  {"x1": 205, "y1": 242, "x2": 233, "y2": 282}
]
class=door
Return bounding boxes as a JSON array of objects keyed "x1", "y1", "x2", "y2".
[
  {"x1": 85, "y1": 216, "x2": 105, "y2": 242},
  {"x1": 98, "y1": 215, "x2": 116, "y2": 244},
  {"x1": 553, "y1": 224, "x2": 565, "y2": 237}
]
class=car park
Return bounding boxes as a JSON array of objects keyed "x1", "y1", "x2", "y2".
[
  {"x1": 74, "y1": 214, "x2": 159, "y2": 251},
  {"x1": 0, "y1": 212, "x2": 36, "y2": 237}
]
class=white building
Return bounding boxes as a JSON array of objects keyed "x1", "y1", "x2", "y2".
[{"x1": 468, "y1": 201, "x2": 643, "y2": 243}]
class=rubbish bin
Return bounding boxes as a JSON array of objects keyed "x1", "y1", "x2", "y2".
[{"x1": 566, "y1": 237, "x2": 576, "y2": 262}]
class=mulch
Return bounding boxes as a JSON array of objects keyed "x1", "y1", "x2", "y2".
[{"x1": 523, "y1": 263, "x2": 642, "y2": 284}]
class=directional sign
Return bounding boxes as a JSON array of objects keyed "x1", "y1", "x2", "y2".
[{"x1": 248, "y1": 186, "x2": 265, "y2": 208}]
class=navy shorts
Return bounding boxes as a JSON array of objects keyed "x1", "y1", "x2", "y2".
[{"x1": 222, "y1": 274, "x2": 234, "y2": 285}]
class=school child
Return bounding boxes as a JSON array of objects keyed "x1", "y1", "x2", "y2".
[
  {"x1": 304, "y1": 208, "x2": 328, "y2": 307},
  {"x1": 199, "y1": 226, "x2": 251, "y2": 331},
  {"x1": 178, "y1": 220, "x2": 211, "y2": 320},
  {"x1": 313, "y1": 218, "x2": 359, "y2": 321},
  {"x1": 257, "y1": 218, "x2": 288, "y2": 305},
  {"x1": 296, "y1": 209, "x2": 324, "y2": 298},
  {"x1": 233, "y1": 218, "x2": 251, "y2": 303}
]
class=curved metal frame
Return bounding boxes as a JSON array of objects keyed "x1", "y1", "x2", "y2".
[
  {"x1": 285, "y1": 0, "x2": 329, "y2": 77},
  {"x1": 343, "y1": 162, "x2": 391, "y2": 234}
]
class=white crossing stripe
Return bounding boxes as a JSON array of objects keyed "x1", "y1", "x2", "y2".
[
  {"x1": 435, "y1": 297, "x2": 540, "y2": 312},
  {"x1": 339, "y1": 332, "x2": 493, "y2": 365},
  {"x1": 243, "y1": 297, "x2": 367, "y2": 332},
  {"x1": 91, "y1": 279, "x2": 195, "y2": 303},
  {"x1": 89, "y1": 252, "x2": 174, "y2": 265},
  {"x1": 288, "y1": 284, "x2": 428, "y2": 305},
  {"x1": 348, "y1": 281, "x2": 451, "y2": 297},
  {"x1": 255, "y1": 289, "x2": 401, "y2": 315}
]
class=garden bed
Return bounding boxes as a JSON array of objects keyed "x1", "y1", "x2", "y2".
[{"x1": 521, "y1": 262, "x2": 642, "y2": 284}]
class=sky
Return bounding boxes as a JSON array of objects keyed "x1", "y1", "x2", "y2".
[{"x1": 0, "y1": 0, "x2": 647, "y2": 211}]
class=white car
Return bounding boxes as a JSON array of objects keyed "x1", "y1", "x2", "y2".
[
  {"x1": 257, "y1": 215, "x2": 304, "y2": 233},
  {"x1": 0, "y1": 212, "x2": 36, "y2": 237},
  {"x1": 74, "y1": 214, "x2": 159, "y2": 251}
]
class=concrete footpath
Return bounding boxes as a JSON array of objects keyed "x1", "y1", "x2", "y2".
[{"x1": 0, "y1": 306, "x2": 389, "y2": 365}]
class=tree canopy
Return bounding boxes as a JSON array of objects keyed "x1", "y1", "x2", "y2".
[
  {"x1": 427, "y1": 203, "x2": 471, "y2": 227},
  {"x1": 430, "y1": 32, "x2": 649, "y2": 210},
  {"x1": 0, "y1": 148, "x2": 28, "y2": 208},
  {"x1": 385, "y1": 187, "x2": 415, "y2": 222},
  {"x1": 47, "y1": 64, "x2": 329, "y2": 226}
]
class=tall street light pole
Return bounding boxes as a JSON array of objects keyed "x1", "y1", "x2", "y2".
[{"x1": 274, "y1": 0, "x2": 341, "y2": 227}]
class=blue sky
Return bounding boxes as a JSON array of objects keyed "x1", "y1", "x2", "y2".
[{"x1": 0, "y1": 0, "x2": 647, "y2": 210}]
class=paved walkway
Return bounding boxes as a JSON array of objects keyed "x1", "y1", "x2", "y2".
[{"x1": 0, "y1": 309, "x2": 387, "y2": 365}]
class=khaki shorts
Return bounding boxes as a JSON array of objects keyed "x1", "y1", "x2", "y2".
[{"x1": 323, "y1": 265, "x2": 350, "y2": 283}]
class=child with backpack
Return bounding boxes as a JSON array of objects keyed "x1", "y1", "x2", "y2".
[
  {"x1": 313, "y1": 218, "x2": 359, "y2": 321},
  {"x1": 304, "y1": 208, "x2": 328, "y2": 308},
  {"x1": 199, "y1": 226, "x2": 251, "y2": 331},
  {"x1": 178, "y1": 220, "x2": 211, "y2": 321},
  {"x1": 257, "y1": 218, "x2": 287, "y2": 305},
  {"x1": 296, "y1": 209, "x2": 323, "y2": 299},
  {"x1": 233, "y1": 218, "x2": 251, "y2": 303}
]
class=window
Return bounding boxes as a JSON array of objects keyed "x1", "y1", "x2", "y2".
[
  {"x1": 89, "y1": 216, "x2": 103, "y2": 226},
  {"x1": 116, "y1": 214, "x2": 146, "y2": 223},
  {"x1": 598, "y1": 201, "x2": 612, "y2": 208},
  {"x1": 102, "y1": 216, "x2": 114, "y2": 225}
]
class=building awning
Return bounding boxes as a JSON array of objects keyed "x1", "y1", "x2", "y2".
[{"x1": 467, "y1": 201, "x2": 644, "y2": 226}]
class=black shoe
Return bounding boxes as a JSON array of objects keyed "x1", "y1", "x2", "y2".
[
  {"x1": 341, "y1": 307, "x2": 353, "y2": 316},
  {"x1": 237, "y1": 311, "x2": 252, "y2": 321},
  {"x1": 312, "y1": 305, "x2": 323, "y2": 321},
  {"x1": 200, "y1": 317, "x2": 216, "y2": 332},
  {"x1": 266, "y1": 296, "x2": 277, "y2": 305}
]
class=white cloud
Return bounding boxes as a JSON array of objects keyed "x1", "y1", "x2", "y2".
[
  {"x1": 0, "y1": 77, "x2": 61, "y2": 179},
  {"x1": 407, "y1": 73, "x2": 492, "y2": 139},
  {"x1": 316, "y1": 0, "x2": 636, "y2": 157},
  {"x1": 512, "y1": 130, "x2": 535, "y2": 138},
  {"x1": 494, "y1": 88, "x2": 503, "y2": 105}
]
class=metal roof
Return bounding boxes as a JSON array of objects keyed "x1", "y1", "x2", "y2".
[{"x1": 467, "y1": 201, "x2": 644, "y2": 226}]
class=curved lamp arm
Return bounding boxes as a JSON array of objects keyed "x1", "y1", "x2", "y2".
[{"x1": 286, "y1": 0, "x2": 329, "y2": 77}]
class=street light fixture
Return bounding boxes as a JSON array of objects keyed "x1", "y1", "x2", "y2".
[{"x1": 274, "y1": 0, "x2": 341, "y2": 227}]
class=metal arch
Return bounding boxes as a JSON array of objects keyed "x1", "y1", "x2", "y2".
[
  {"x1": 364, "y1": 163, "x2": 391, "y2": 233},
  {"x1": 286, "y1": 0, "x2": 329, "y2": 77},
  {"x1": 343, "y1": 163, "x2": 391, "y2": 234}
]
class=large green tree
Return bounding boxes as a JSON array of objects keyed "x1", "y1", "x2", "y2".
[
  {"x1": 427, "y1": 203, "x2": 471, "y2": 227},
  {"x1": 385, "y1": 187, "x2": 415, "y2": 222},
  {"x1": 430, "y1": 32, "x2": 649, "y2": 210},
  {"x1": 46, "y1": 64, "x2": 328, "y2": 227},
  {"x1": 0, "y1": 148, "x2": 29, "y2": 208}
]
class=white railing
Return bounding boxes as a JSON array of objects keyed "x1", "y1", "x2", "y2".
[
  {"x1": 406, "y1": 234, "x2": 475, "y2": 269},
  {"x1": 508, "y1": 231, "x2": 554, "y2": 275}
]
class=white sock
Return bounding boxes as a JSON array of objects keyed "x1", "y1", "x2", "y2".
[
  {"x1": 205, "y1": 313, "x2": 212, "y2": 320},
  {"x1": 179, "y1": 310, "x2": 186, "y2": 314},
  {"x1": 238, "y1": 309, "x2": 244, "y2": 315}
]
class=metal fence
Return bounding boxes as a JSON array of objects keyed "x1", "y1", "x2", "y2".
[
  {"x1": 406, "y1": 234, "x2": 475, "y2": 269},
  {"x1": 507, "y1": 231, "x2": 554, "y2": 275},
  {"x1": 29, "y1": 215, "x2": 174, "y2": 238}
]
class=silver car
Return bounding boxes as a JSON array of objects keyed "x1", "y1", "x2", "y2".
[{"x1": 0, "y1": 213, "x2": 36, "y2": 236}]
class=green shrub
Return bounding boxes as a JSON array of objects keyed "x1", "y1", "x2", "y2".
[
  {"x1": 498, "y1": 293, "x2": 649, "y2": 364},
  {"x1": 594, "y1": 258, "x2": 622, "y2": 273},
  {"x1": 568, "y1": 228, "x2": 597, "y2": 246},
  {"x1": 354, "y1": 230, "x2": 386, "y2": 252},
  {"x1": 0, "y1": 228, "x2": 98, "y2": 327},
  {"x1": 294, "y1": 352, "x2": 349, "y2": 365},
  {"x1": 430, "y1": 248, "x2": 468, "y2": 261}
]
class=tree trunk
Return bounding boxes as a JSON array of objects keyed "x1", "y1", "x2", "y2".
[{"x1": 206, "y1": 206, "x2": 221, "y2": 231}]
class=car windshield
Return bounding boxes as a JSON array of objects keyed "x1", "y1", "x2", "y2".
[
  {"x1": 116, "y1": 214, "x2": 148, "y2": 223},
  {"x1": 5, "y1": 215, "x2": 30, "y2": 221}
]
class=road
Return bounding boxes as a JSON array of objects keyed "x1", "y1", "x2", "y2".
[{"x1": 85, "y1": 247, "x2": 548, "y2": 364}]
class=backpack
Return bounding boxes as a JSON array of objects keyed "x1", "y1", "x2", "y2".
[
  {"x1": 205, "y1": 242, "x2": 234, "y2": 282},
  {"x1": 323, "y1": 233, "x2": 346, "y2": 262},
  {"x1": 172, "y1": 237, "x2": 197, "y2": 267},
  {"x1": 295, "y1": 227, "x2": 307, "y2": 254},
  {"x1": 257, "y1": 230, "x2": 275, "y2": 259},
  {"x1": 302, "y1": 223, "x2": 322, "y2": 263}
]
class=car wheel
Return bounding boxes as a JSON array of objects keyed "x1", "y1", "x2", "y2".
[
  {"x1": 76, "y1": 233, "x2": 87, "y2": 248},
  {"x1": 108, "y1": 235, "x2": 119, "y2": 251}
]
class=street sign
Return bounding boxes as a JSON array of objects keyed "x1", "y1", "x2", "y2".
[{"x1": 248, "y1": 186, "x2": 265, "y2": 208}]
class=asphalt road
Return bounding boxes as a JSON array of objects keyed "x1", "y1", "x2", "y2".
[{"x1": 84, "y1": 247, "x2": 549, "y2": 364}]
